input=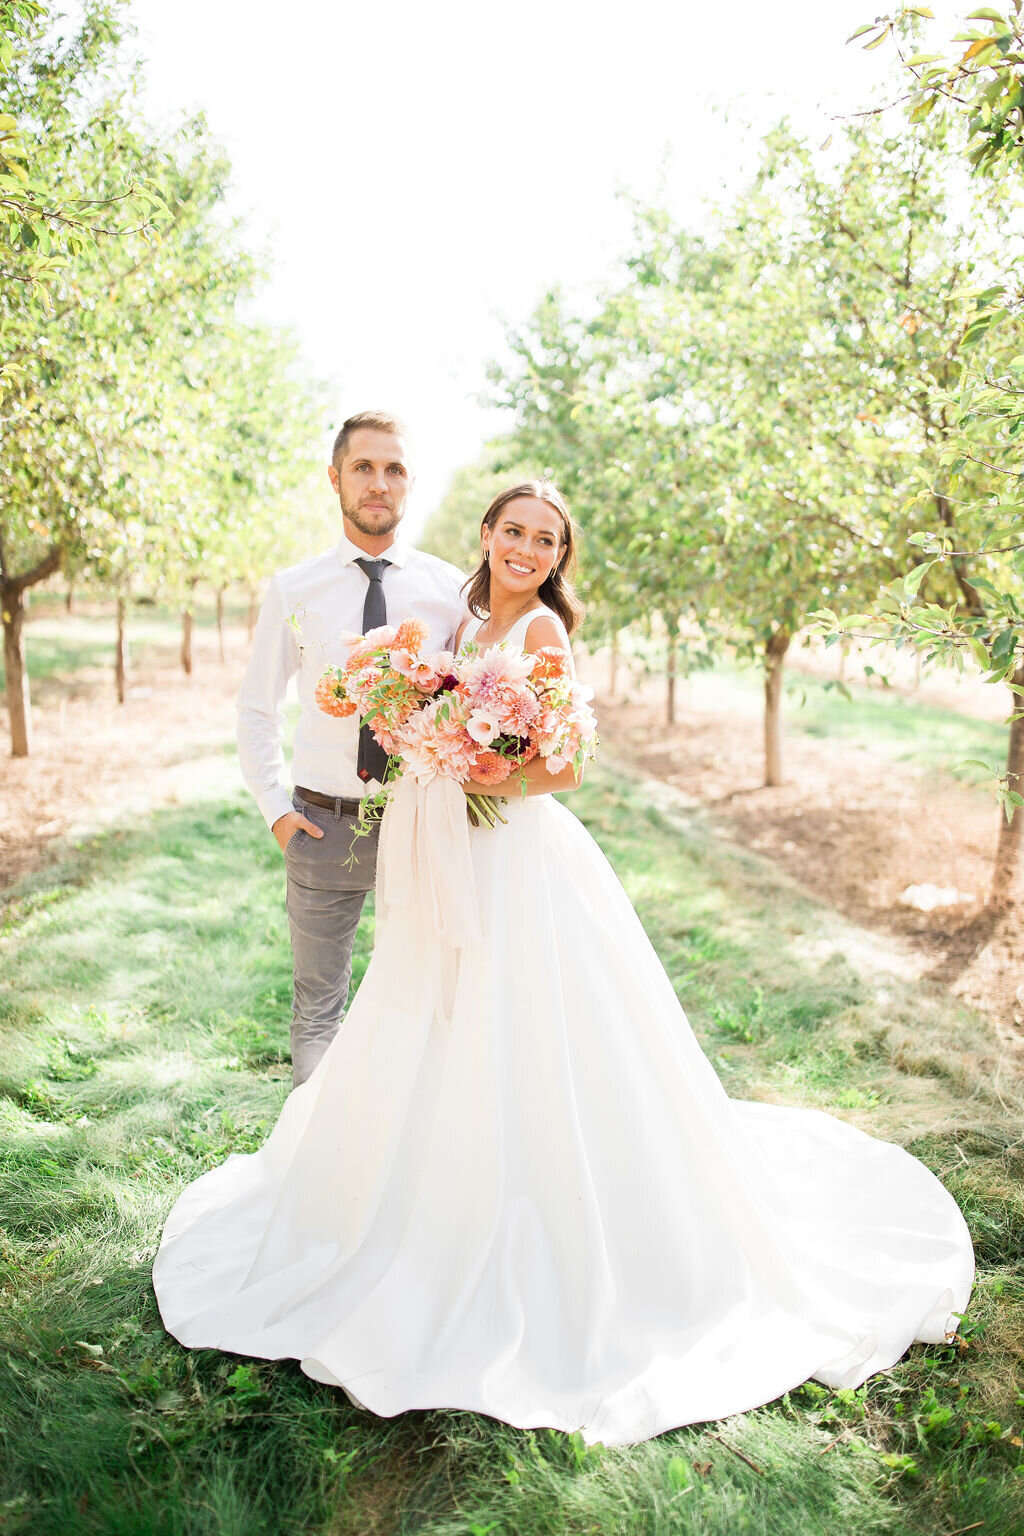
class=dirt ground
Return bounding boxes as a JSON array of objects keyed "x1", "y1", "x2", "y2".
[
  {"x1": 0, "y1": 613, "x2": 244, "y2": 892},
  {"x1": 2, "y1": 610, "x2": 1022, "y2": 1043},
  {"x1": 586, "y1": 653, "x2": 1024, "y2": 1045}
]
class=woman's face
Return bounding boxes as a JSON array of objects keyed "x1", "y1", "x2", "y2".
[{"x1": 482, "y1": 497, "x2": 564, "y2": 598}]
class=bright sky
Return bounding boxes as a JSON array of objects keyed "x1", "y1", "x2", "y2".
[{"x1": 126, "y1": 0, "x2": 968, "y2": 532}]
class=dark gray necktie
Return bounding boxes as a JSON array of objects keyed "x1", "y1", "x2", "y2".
[{"x1": 354, "y1": 557, "x2": 392, "y2": 784}]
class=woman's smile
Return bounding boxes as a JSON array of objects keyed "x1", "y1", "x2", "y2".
[{"x1": 484, "y1": 497, "x2": 565, "y2": 593}]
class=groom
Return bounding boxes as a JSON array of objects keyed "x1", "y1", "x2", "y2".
[{"x1": 236, "y1": 410, "x2": 466, "y2": 1085}]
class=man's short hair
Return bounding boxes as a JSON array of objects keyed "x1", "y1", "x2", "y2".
[{"x1": 331, "y1": 410, "x2": 412, "y2": 468}]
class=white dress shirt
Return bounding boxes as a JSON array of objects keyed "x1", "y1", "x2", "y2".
[{"x1": 237, "y1": 532, "x2": 467, "y2": 828}]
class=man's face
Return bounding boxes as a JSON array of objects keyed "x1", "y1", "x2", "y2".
[{"x1": 328, "y1": 429, "x2": 413, "y2": 540}]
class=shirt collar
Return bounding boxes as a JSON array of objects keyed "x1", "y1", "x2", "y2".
[{"x1": 335, "y1": 531, "x2": 410, "y2": 570}]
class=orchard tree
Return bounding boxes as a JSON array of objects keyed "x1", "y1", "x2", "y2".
[
  {"x1": 1, "y1": 1, "x2": 164, "y2": 388},
  {"x1": 1, "y1": 0, "x2": 169, "y2": 748},
  {"x1": 830, "y1": 3, "x2": 1024, "y2": 902},
  {"x1": 491, "y1": 179, "x2": 915, "y2": 774}
]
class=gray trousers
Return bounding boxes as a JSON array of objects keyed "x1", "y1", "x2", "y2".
[{"x1": 282, "y1": 791, "x2": 380, "y2": 1087}]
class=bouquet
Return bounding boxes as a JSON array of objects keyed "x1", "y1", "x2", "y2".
[{"x1": 315, "y1": 618, "x2": 598, "y2": 830}]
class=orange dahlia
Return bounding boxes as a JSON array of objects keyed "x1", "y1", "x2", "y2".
[
  {"x1": 531, "y1": 646, "x2": 571, "y2": 682},
  {"x1": 470, "y1": 751, "x2": 513, "y2": 786},
  {"x1": 315, "y1": 672, "x2": 357, "y2": 718},
  {"x1": 393, "y1": 617, "x2": 429, "y2": 653}
]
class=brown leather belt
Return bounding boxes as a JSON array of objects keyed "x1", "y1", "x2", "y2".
[{"x1": 295, "y1": 786, "x2": 364, "y2": 815}]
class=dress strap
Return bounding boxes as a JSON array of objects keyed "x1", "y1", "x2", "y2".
[{"x1": 504, "y1": 605, "x2": 557, "y2": 650}]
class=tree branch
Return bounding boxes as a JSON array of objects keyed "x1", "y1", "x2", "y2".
[{"x1": 2, "y1": 543, "x2": 62, "y2": 596}]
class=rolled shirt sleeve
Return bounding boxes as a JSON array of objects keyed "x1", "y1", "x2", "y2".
[{"x1": 236, "y1": 576, "x2": 301, "y2": 830}]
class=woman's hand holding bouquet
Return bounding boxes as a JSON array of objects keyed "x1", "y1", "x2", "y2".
[{"x1": 315, "y1": 619, "x2": 598, "y2": 833}]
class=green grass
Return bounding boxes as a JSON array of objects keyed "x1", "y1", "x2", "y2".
[
  {"x1": 619, "y1": 632, "x2": 1009, "y2": 782},
  {"x1": 783, "y1": 667, "x2": 1009, "y2": 777},
  {"x1": 0, "y1": 599, "x2": 251, "y2": 694},
  {"x1": 1, "y1": 770, "x2": 1022, "y2": 1534},
  {"x1": 716, "y1": 656, "x2": 1008, "y2": 779}
]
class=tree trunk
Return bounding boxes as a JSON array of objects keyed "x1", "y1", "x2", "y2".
[
  {"x1": 65, "y1": 581, "x2": 74, "y2": 614},
  {"x1": 764, "y1": 629, "x2": 791, "y2": 787},
  {"x1": 665, "y1": 635, "x2": 679, "y2": 726},
  {"x1": 115, "y1": 594, "x2": 128, "y2": 705},
  {"x1": 609, "y1": 632, "x2": 619, "y2": 699},
  {"x1": 181, "y1": 608, "x2": 193, "y2": 675},
  {"x1": 0, "y1": 543, "x2": 61, "y2": 757},
  {"x1": 2, "y1": 584, "x2": 32, "y2": 756},
  {"x1": 990, "y1": 663, "x2": 1024, "y2": 908},
  {"x1": 216, "y1": 584, "x2": 226, "y2": 664},
  {"x1": 181, "y1": 577, "x2": 198, "y2": 676},
  {"x1": 247, "y1": 586, "x2": 258, "y2": 644}
]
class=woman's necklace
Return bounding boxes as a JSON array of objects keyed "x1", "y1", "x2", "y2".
[{"x1": 476, "y1": 597, "x2": 542, "y2": 646}]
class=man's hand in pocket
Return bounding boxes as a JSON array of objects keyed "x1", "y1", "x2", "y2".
[{"x1": 272, "y1": 810, "x2": 325, "y2": 853}]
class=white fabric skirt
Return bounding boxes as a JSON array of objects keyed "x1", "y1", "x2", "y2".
[{"x1": 153, "y1": 780, "x2": 974, "y2": 1446}]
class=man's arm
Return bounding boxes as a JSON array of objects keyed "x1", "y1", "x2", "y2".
[{"x1": 236, "y1": 578, "x2": 322, "y2": 850}]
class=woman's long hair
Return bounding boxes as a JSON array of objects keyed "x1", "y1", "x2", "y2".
[{"x1": 462, "y1": 480, "x2": 585, "y2": 637}]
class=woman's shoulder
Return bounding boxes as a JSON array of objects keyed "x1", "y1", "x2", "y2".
[{"x1": 523, "y1": 609, "x2": 571, "y2": 653}]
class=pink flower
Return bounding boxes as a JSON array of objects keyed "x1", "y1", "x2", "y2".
[
  {"x1": 411, "y1": 660, "x2": 442, "y2": 691},
  {"x1": 461, "y1": 645, "x2": 534, "y2": 709},
  {"x1": 394, "y1": 701, "x2": 475, "y2": 783},
  {"x1": 396, "y1": 703, "x2": 445, "y2": 782},
  {"x1": 432, "y1": 708, "x2": 478, "y2": 779},
  {"x1": 497, "y1": 686, "x2": 541, "y2": 736},
  {"x1": 545, "y1": 753, "x2": 568, "y2": 774},
  {"x1": 389, "y1": 647, "x2": 419, "y2": 678},
  {"x1": 364, "y1": 624, "x2": 397, "y2": 646}
]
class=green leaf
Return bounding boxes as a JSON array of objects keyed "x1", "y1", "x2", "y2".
[
  {"x1": 991, "y1": 627, "x2": 1018, "y2": 662},
  {"x1": 864, "y1": 27, "x2": 892, "y2": 49},
  {"x1": 968, "y1": 637, "x2": 993, "y2": 670},
  {"x1": 909, "y1": 93, "x2": 938, "y2": 121},
  {"x1": 847, "y1": 22, "x2": 881, "y2": 41},
  {"x1": 903, "y1": 559, "x2": 936, "y2": 597},
  {"x1": 965, "y1": 7, "x2": 1009, "y2": 21}
]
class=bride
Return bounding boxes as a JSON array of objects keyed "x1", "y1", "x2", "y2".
[{"x1": 153, "y1": 480, "x2": 974, "y2": 1447}]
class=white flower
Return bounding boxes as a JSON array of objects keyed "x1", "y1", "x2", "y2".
[{"x1": 466, "y1": 710, "x2": 500, "y2": 745}]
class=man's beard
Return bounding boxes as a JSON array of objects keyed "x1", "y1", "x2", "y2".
[{"x1": 343, "y1": 495, "x2": 402, "y2": 537}]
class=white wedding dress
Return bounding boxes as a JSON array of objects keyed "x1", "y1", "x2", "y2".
[{"x1": 153, "y1": 607, "x2": 974, "y2": 1446}]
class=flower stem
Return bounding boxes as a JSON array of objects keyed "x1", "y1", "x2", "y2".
[{"x1": 466, "y1": 792, "x2": 508, "y2": 828}]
